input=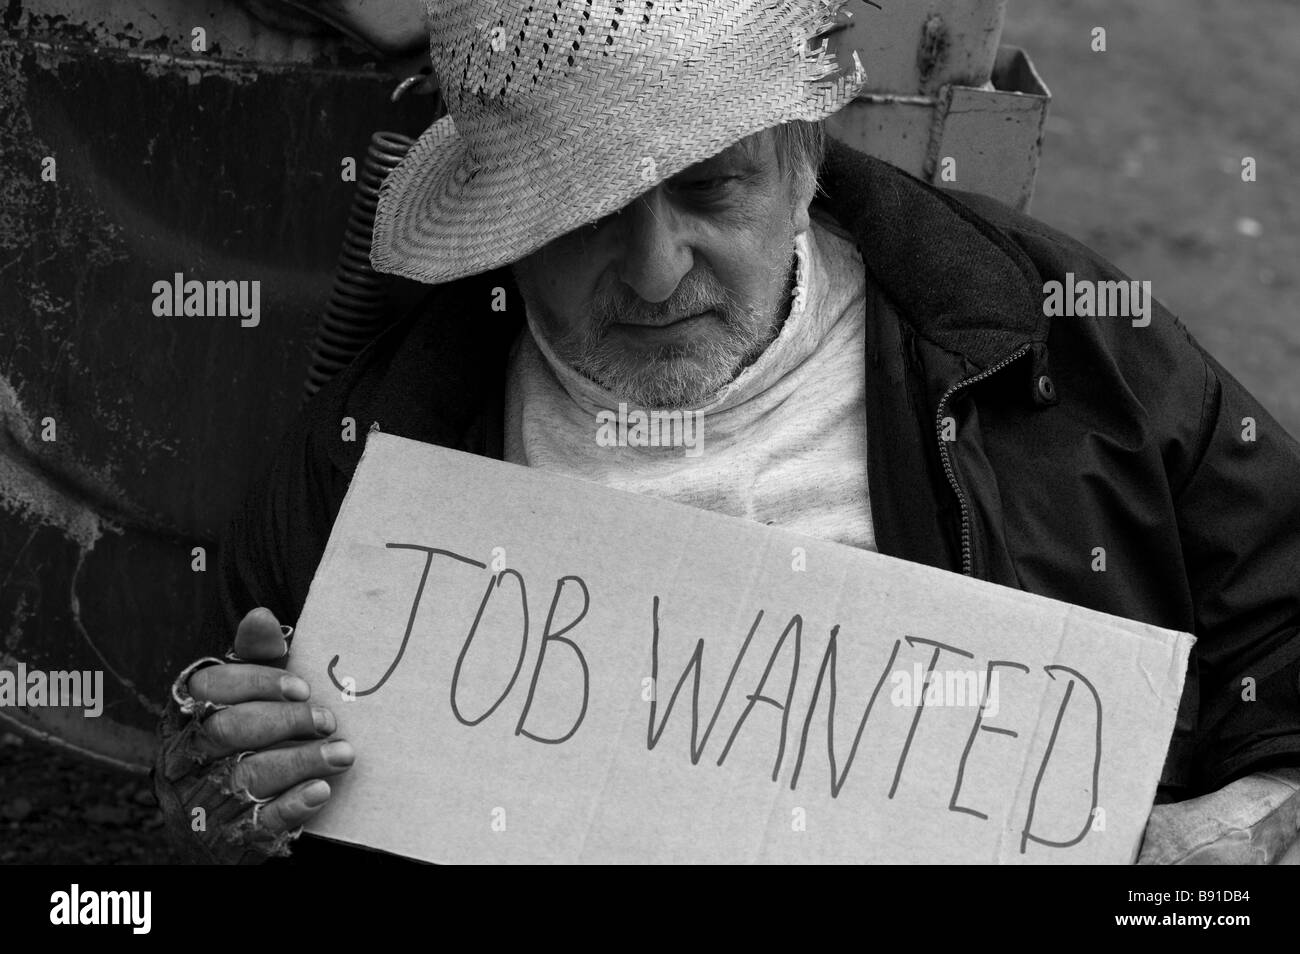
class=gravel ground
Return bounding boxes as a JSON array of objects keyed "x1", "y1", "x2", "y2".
[{"x1": 0, "y1": 731, "x2": 185, "y2": 864}]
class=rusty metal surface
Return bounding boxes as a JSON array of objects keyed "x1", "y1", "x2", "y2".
[
  {"x1": 826, "y1": 2, "x2": 1049, "y2": 209},
  {"x1": 827, "y1": 44, "x2": 1051, "y2": 211},
  {"x1": 831, "y1": 0, "x2": 1006, "y2": 94},
  {"x1": 932, "y1": 46, "x2": 1051, "y2": 212},
  {"x1": 14, "y1": 0, "x2": 364, "y2": 62},
  {"x1": 1, "y1": 5, "x2": 435, "y2": 769}
]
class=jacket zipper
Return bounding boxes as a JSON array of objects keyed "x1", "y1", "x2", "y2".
[{"x1": 934, "y1": 343, "x2": 1032, "y2": 577}]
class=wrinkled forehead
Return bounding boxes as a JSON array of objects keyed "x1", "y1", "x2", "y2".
[
  {"x1": 691, "y1": 128, "x2": 773, "y2": 173},
  {"x1": 610, "y1": 129, "x2": 773, "y2": 206}
]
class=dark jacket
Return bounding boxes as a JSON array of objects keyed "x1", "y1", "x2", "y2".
[{"x1": 211, "y1": 139, "x2": 1300, "y2": 845}]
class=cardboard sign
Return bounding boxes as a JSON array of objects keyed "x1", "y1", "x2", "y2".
[{"x1": 291, "y1": 433, "x2": 1193, "y2": 864}]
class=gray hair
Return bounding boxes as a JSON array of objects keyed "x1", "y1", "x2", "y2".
[
  {"x1": 772, "y1": 119, "x2": 826, "y2": 199},
  {"x1": 733, "y1": 120, "x2": 826, "y2": 200}
]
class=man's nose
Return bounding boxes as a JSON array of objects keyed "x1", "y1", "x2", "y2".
[{"x1": 614, "y1": 188, "x2": 694, "y2": 303}]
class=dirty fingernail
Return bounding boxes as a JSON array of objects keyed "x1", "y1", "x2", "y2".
[
  {"x1": 322, "y1": 740, "x2": 354, "y2": 767},
  {"x1": 302, "y1": 779, "x2": 331, "y2": 807},
  {"x1": 311, "y1": 706, "x2": 335, "y2": 735},
  {"x1": 281, "y1": 675, "x2": 310, "y2": 701}
]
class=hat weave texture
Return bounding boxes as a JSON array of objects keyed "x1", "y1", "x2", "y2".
[{"x1": 371, "y1": 0, "x2": 870, "y2": 284}]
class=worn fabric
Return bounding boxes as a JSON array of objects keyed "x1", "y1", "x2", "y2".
[
  {"x1": 504, "y1": 214, "x2": 877, "y2": 552},
  {"x1": 152, "y1": 664, "x2": 301, "y2": 866},
  {"x1": 201, "y1": 139, "x2": 1300, "y2": 863}
]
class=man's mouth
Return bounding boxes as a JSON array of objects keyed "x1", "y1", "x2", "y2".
[{"x1": 616, "y1": 308, "x2": 715, "y2": 330}]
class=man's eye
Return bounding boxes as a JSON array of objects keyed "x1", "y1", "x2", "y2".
[{"x1": 677, "y1": 176, "x2": 736, "y2": 195}]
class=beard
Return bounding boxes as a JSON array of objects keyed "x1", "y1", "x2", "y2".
[{"x1": 513, "y1": 241, "x2": 799, "y2": 410}]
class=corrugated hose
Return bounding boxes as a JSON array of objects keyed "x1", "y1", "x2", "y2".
[{"x1": 304, "y1": 130, "x2": 416, "y2": 400}]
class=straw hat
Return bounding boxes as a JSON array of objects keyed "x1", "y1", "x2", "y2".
[{"x1": 370, "y1": 0, "x2": 872, "y2": 285}]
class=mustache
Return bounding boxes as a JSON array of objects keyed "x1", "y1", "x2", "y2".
[{"x1": 587, "y1": 273, "x2": 744, "y2": 329}]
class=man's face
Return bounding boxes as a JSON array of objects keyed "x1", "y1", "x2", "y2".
[{"x1": 510, "y1": 128, "x2": 814, "y2": 408}]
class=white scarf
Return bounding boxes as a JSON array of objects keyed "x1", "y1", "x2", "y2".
[{"x1": 504, "y1": 214, "x2": 877, "y2": 553}]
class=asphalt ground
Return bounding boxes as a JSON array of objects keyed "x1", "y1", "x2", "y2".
[{"x1": 1004, "y1": 0, "x2": 1299, "y2": 438}]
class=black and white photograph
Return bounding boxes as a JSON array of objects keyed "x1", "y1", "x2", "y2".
[{"x1": 1, "y1": 0, "x2": 1297, "y2": 922}]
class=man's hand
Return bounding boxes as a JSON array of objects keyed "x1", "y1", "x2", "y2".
[
  {"x1": 1138, "y1": 769, "x2": 1300, "y2": 864},
  {"x1": 153, "y1": 607, "x2": 355, "y2": 863},
  {"x1": 184, "y1": 607, "x2": 356, "y2": 832}
]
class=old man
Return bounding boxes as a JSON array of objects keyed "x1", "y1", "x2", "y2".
[{"x1": 155, "y1": 0, "x2": 1300, "y2": 864}]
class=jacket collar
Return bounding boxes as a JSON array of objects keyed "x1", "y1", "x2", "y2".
[{"x1": 816, "y1": 137, "x2": 1048, "y2": 372}]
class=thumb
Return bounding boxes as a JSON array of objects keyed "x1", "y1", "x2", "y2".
[{"x1": 232, "y1": 607, "x2": 292, "y2": 667}]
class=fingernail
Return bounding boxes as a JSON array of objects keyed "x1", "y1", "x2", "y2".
[
  {"x1": 302, "y1": 779, "x2": 331, "y2": 807},
  {"x1": 281, "y1": 675, "x2": 310, "y2": 701},
  {"x1": 311, "y1": 706, "x2": 335, "y2": 735},
  {"x1": 322, "y1": 740, "x2": 354, "y2": 767}
]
